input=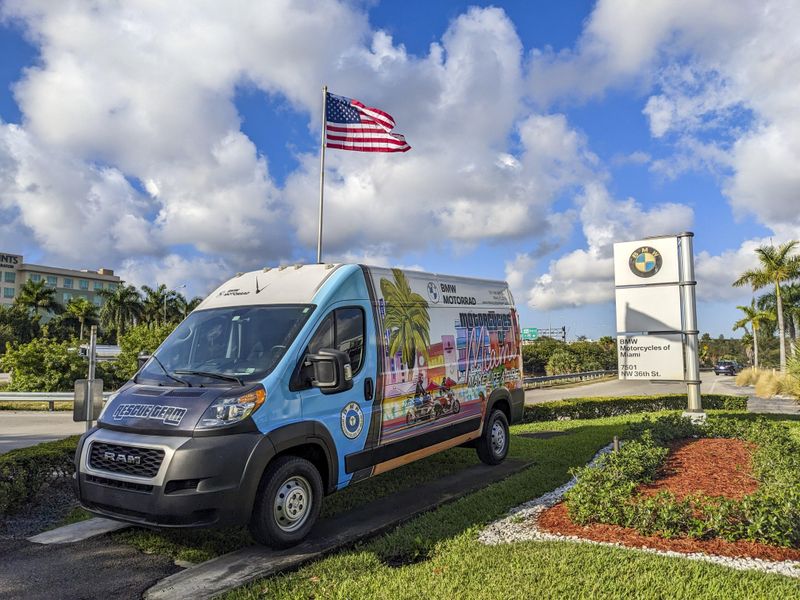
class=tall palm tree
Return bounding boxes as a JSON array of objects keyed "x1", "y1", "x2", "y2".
[
  {"x1": 757, "y1": 283, "x2": 800, "y2": 356},
  {"x1": 14, "y1": 279, "x2": 62, "y2": 324},
  {"x1": 380, "y1": 269, "x2": 430, "y2": 371},
  {"x1": 98, "y1": 284, "x2": 143, "y2": 343},
  {"x1": 733, "y1": 300, "x2": 773, "y2": 369},
  {"x1": 734, "y1": 240, "x2": 800, "y2": 372},
  {"x1": 140, "y1": 284, "x2": 170, "y2": 326},
  {"x1": 65, "y1": 297, "x2": 98, "y2": 341}
]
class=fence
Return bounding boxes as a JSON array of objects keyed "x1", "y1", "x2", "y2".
[
  {"x1": 0, "y1": 391, "x2": 113, "y2": 412},
  {"x1": 523, "y1": 370, "x2": 616, "y2": 389}
]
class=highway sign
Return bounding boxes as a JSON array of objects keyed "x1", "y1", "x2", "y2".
[{"x1": 521, "y1": 327, "x2": 538, "y2": 341}]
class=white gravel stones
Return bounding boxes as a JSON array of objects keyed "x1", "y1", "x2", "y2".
[{"x1": 479, "y1": 443, "x2": 800, "y2": 579}]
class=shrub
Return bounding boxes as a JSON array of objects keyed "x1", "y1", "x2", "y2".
[
  {"x1": 522, "y1": 394, "x2": 747, "y2": 422},
  {"x1": 754, "y1": 370, "x2": 783, "y2": 398},
  {"x1": 0, "y1": 436, "x2": 79, "y2": 515},
  {"x1": 565, "y1": 415, "x2": 800, "y2": 548},
  {"x1": 0, "y1": 337, "x2": 117, "y2": 392},
  {"x1": 735, "y1": 368, "x2": 758, "y2": 387},
  {"x1": 112, "y1": 323, "x2": 175, "y2": 382}
]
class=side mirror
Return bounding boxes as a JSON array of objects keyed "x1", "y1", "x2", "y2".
[
  {"x1": 137, "y1": 353, "x2": 151, "y2": 370},
  {"x1": 306, "y1": 349, "x2": 353, "y2": 394}
]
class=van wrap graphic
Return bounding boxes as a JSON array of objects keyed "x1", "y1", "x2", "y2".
[
  {"x1": 111, "y1": 403, "x2": 188, "y2": 426},
  {"x1": 366, "y1": 267, "x2": 522, "y2": 447}
]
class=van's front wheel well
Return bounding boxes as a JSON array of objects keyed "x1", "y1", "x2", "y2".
[{"x1": 273, "y1": 444, "x2": 331, "y2": 494}]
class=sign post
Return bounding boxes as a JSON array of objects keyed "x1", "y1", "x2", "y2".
[
  {"x1": 613, "y1": 232, "x2": 703, "y2": 420},
  {"x1": 73, "y1": 325, "x2": 103, "y2": 430}
]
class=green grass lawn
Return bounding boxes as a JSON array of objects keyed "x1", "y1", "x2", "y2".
[
  {"x1": 0, "y1": 401, "x2": 72, "y2": 411},
  {"x1": 219, "y1": 411, "x2": 800, "y2": 599}
]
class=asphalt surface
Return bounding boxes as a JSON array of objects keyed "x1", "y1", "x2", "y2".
[
  {"x1": 0, "y1": 536, "x2": 179, "y2": 600},
  {"x1": 524, "y1": 372, "x2": 742, "y2": 404},
  {"x1": 1, "y1": 411, "x2": 86, "y2": 454}
]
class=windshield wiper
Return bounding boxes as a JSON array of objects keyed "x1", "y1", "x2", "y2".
[
  {"x1": 174, "y1": 370, "x2": 244, "y2": 386},
  {"x1": 141, "y1": 355, "x2": 191, "y2": 387}
]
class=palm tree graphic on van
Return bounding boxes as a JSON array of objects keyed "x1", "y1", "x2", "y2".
[{"x1": 380, "y1": 268, "x2": 431, "y2": 371}]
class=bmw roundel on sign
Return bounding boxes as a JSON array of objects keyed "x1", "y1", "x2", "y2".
[
  {"x1": 628, "y1": 246, "x2": 663, "y2": 278},
  {"x1": 427, "y1": 281, "x2": 439, "y2": 304},
  {"x1": 341, "y1": 402, "x2": 364, "y2": 439}
]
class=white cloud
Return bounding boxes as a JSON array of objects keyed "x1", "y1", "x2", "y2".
[{"x1": 528, "y1": 183, "x2": 694, "y2": 310}]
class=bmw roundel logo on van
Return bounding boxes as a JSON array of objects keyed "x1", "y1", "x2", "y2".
[
  {"x1": 341, "y1": 402, "x2": 364, "y2": 439},
  {"x1": 629, "y1": 246, "x2": 663, "y2": 278},
  {"x1": 427, "y1": 281, "x2": 440, "y2": 304}
]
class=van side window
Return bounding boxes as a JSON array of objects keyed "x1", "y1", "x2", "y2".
[
  {"x1": 295, "y1": 307, "x2": 365, "y2": 390},
  {"x1": 335, "y1": 308, "x2": 364, "y2": 373}
]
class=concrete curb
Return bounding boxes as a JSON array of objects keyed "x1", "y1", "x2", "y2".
[
  {"x1": 145, "y1": 459, "x2": 532, "y2": 600},
  {"x1": 27, "y1": 517, "x2": 130, "y2": 544}
]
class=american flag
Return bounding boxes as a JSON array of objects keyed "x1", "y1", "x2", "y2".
[{"x1": 325, "y1": 92, "x2": 410, "y2": 153}]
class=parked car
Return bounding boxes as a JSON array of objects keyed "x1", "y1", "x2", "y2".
[
  {"x1": 74, "y1": 264, "x2": 525, "y2": 548},
  {"x1": 714, "y1": 360, "x2": 740, "y2": 376}
]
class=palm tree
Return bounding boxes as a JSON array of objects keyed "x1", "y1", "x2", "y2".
[
  {"x1": 734, "y1": 241, "x2": 800, "y2": 372},
  {"x1": 733, "y1": 300, "x2": 773, "y2": 369},
  {"x1": 140, "y1": 284, "x2": 170, "y2": 326},
  {"x1": 14, "y1": 279, "x2": 62, "y2": 324},
  {"x1": 380, "y1": 269, "x2": 430, "y2": 371},
  {"x1": 98, "y1": 284, "x2": 143, "y2": 343},
  {"x1": 65, "y1": 297, "x2": 98, "y2": 341},
  {"x1": 757, "y1": 283, "x2": 800, "y2": 356}
]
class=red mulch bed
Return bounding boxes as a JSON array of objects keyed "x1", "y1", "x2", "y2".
[{"x1": 538, "y1": 438, "x2": 800, "y2": 563}]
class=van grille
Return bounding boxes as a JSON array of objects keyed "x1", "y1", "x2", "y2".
[{"x1": 89, "y1": 442, "x2": 164, "y2": 478}]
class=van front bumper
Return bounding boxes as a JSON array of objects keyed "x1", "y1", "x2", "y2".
[{"x1": 75, "y1": 428, "x2": 271, "y2": 528}]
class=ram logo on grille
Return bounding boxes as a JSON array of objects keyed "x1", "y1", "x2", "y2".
[{"x1": 103, "y1": 450, "x2": 141, "y2": 465}]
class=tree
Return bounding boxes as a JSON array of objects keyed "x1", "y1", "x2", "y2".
[
  {"x1": 65, "y1": 297, "x2": 98, "y2": 341},
  {"x1": 113, "y1": 323, "x2": 175, "y2": 382},
  {"x1": 733, "y1": 300, "x2": 773, "y2": 369},
  {"x1": 545, "y1": 349, "x2": 580, "y2": 375},
  {"x1": 379, "y1": 269, "x2": 430, "y2": 371},
  {"x1": 140, "y1": 284, "x2": 171, "y2": 327},
  {"x1": 98, "y1": 284, "x2": 143, "y2": 343},
  {"x1": 14, "y1": 279, "x2": 62, "y2": 324},
  {"x1": 0, "y1": 304, "x2": 39, "y2": 353},
  {"x1": 759, "y1": 283, "x2": 800, "y2": 356},
  {"x1": 734, "y1": 240, "x2": 800, "y2": 372}
]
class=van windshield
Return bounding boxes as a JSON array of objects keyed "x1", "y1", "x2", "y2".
[{"x1": 137, "y1": 305, "x2": 313, "y2": 386}]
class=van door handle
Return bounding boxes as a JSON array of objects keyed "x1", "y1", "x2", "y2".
[{"x1": 364, "y1": 377, "x2": 374, "y2": 401}]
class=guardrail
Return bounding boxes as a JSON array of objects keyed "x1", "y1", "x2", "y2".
[
  {"x1": 523, "y1": 370, "x2": 617, "y2": 389},
  {"x1": 0, "y1": 391, "x2": 113, "y2": 411}
]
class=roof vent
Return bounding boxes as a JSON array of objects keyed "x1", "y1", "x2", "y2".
[
  {"x1": 236, "y1": 272, "x2": 243, "y2": 277},
  {"x1": 262, "y1": 267, "x2": 272, "y2": 273},
  {"x1": 278, "y1": 265, "x2": 289, "y2": 271},
  {"x1": 325, "y1": 264, "x2": 335, "y2": 269},
  {"x1": 294, "y1": 264, "x2": 303, "y2": 270}
]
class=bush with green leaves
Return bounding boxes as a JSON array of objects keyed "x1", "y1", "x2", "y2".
[
  {"x1": 1, "y1": 338, "x2": 89, "y2": 392},
  {"x1": 0, "y1": 436, "x2": 78, "y2": 515},
  {"x1": 566, "y1": 415, "x2": 800, "y2": 548},
  {"x1": 112, "y1": 323, "x2": 175, "y2": 382},
  {"x1": 523, "y1": 394, "x2": 747, "y2": 422}
]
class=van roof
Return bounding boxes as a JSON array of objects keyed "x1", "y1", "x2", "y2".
[
  {"x1": 196, "y1": 263, "x2": 511, "y2": 310},
  {"x1": 196, "y1": 264, "x2": 345, "y2": 310}
]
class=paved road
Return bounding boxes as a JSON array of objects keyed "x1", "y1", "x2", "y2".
[
  {"x1": 524, "y1": 373, "x2": 744, "y2": 404},
  {"x1": 1, "y1": 411, "x2": 86, "y2": 454}
]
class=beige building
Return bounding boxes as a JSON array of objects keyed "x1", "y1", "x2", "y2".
[{"x1": 0, "y1": 252, "x2": 121, "y2": 309}]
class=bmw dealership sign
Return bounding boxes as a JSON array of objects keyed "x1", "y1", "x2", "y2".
[{"x1": 613, "y1": 234, "x2": 703, "y2": 414}]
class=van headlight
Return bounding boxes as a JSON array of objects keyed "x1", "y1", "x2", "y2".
[{"x1": 197, "y1": 386, "x2": 266, "y2": 429}]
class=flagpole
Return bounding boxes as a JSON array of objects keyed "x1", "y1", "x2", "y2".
[{"x1": 317, "y1": 85, "x2": 327, "y2": 264}]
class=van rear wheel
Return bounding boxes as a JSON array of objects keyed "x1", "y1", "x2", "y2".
[
  {"x1": 249, "y1": 456, "x2": 323, "y2": 549},
  {"x1": 476, "y1": 409, "x2": 509, "y2": 465}
]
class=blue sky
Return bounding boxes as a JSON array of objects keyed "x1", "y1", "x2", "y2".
[{"x1": 1, "y1": 1, "x2": 797, "y2": 339}]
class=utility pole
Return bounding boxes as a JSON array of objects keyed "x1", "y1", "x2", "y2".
[{"x1": 86, "y1": 325, "x2": 97, "y2": 432}]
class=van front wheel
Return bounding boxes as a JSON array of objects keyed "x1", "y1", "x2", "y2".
[
  {"x1": 249, "y1": 456, "x2": 323, "y2": 549},
  {"x1": 476, "y1": 409, "x2": 509, "y2": 465}
]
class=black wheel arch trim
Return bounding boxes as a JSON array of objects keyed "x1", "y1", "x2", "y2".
[{"x1": 262, "y1": 421, "x2": 339, "y2": 494}]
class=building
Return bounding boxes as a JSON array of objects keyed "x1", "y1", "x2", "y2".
[{"x1": 0, "y1": 252, "x2": 121, "y2": 309}]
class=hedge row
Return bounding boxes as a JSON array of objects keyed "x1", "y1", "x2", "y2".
[
  {"x1": 523, "y1": 394, "x2": 748, "y2": 422},
  {"x1": 0, "y1": 436, "x2": 78, "y2": 515}
]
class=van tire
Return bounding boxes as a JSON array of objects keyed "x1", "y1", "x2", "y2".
[
  {"x1": 476, "y1": 409, "x2": 509, "y2": 465},
  {"x1": 249, "y1": 455, "x2": 323, "y2": 549}
]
